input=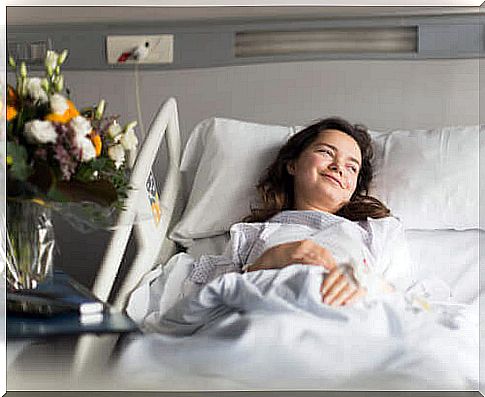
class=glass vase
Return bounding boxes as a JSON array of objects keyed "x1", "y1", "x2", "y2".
[{"x1": 6, "y1": 200, "x2": 55, "y2": 290}]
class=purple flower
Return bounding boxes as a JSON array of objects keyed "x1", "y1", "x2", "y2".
[
  {"x1": 53, "y1": 123, "x2": 81, "y2": 180},
  {"x1": 54, "y1": 144, "x2": 76, "y2": 180}
]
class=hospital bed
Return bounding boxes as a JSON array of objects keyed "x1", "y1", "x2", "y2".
[
  {"x1": 89, "y1": 95, "x2": 482, "y2": 390},
  {"x1": 7, "y1": 96, "x2": 482, "y2": 391}
]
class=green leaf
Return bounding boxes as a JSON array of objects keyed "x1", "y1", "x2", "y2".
[
  {"x1": 75, "y1": 165, "x2": 95, "y2": 182},
  {"x1": 90, "y1": 157, "x2": 109, "y2": 171},
  {"x1": 7, "y1": 141, "x2": 31, "y2": 181},
  {"x1": 46, "y1": 186, "x2": 69, "y2": 202}
]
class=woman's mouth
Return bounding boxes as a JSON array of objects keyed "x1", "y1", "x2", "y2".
[{"x1": 321, "y1": 173, "x2": 343, "y2": 188}]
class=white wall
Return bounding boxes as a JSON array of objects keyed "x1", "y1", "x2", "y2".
[{"x1": 65, "y1": 58, "x2": 479, "y2": 148}]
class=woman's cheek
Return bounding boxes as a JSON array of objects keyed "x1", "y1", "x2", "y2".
[{"x1": 344, "y1": 178, "x2": 355, "y2": 192}]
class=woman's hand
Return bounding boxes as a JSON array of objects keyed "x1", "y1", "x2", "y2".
[
  {"x1": 249, "y1": 239, "x2": 337, "y2": 272},
  {"x1": 320, "y1": 266, "x2": 367, "y2": 306}
]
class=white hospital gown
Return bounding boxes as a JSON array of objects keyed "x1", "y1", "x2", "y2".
[{"x1": 187, "y1": 210, "x2": 414, "y2": 295}]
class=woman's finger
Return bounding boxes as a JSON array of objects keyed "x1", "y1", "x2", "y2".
[
  {"x1": 293, "y1": 241, "x2": 337, "y2": 270},
  {"x1": 343, "y1": 287, "x2": 367, "y2": 306},
  {"x1": 341, "y1": 287, "x2": 359, "y2": 305},
  {"x1": 314, "y1": 247, "x2": 337, "y2": 270},
  {"x1": 322, "y1": 274, "x2": 348, "y2": 304},
  {"x1": 321, "y1": 268, "x2": 343, "y2": 295},
  {"x1": 328, "y1": 283, "x2": 358, "y2": 306}
]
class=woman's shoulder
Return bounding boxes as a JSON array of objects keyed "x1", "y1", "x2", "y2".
[
  {"x1": 230, "y1": 210, "x2": 343, "y2": 236},
  {"x1": 233, "y1": 210, "x2": 403, "y2": 232},
  {"x1": 229, "y1": 221, "x2": 265, "y2": 234}
]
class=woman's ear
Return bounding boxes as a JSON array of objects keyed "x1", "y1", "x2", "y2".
[{"x1": 286, "y1": 161, "x2": 296, "y2": 175}]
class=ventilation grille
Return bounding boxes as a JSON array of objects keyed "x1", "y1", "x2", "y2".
[{"x1": 235, "y1": 27, "x2": 418, "y2": 58}]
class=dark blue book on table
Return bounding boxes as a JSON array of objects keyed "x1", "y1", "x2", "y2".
[{"x1": 7, "y1": 270, "x2": 139, "y2": 338}]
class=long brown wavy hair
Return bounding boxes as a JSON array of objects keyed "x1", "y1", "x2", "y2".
[{"x1": 244, "y1": 117, "x2": 390, "y2": 222}]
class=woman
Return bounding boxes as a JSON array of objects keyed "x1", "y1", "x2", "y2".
[{"x1": 187, "y1": 117, "x2": 413, "y2": 307}]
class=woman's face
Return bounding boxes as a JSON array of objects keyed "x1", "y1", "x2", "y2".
[{"x1": 288, "y1": 129, "x2": 362, "y2": 213}]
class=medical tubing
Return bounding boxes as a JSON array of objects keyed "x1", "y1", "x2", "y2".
[{"x1": 134, "y1": 62, "x2": 146, "y2": 139}]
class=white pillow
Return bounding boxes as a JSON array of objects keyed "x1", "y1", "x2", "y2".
[
  {"x1": 369, "y1": 125, "x2": 480, "y2": 230},
  {"x1": 170, "y1": 118, "x2": 296, "y2": 246},
  {"x1": 170, "y1": 119, "x2": 481, "y2": 246}
]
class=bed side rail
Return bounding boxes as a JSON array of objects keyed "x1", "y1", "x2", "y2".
[{"x1": 91, "y1": 97, "x2": 181, "y2": 309}]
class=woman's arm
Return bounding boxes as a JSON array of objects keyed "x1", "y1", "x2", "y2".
[
  {"x1": 248, "y1": 237, "x2": 400, "y2": 306},
  {"x1": 248, "y1": 239, "x2": 368, "y2": 306},
  {"x1": 247, "y1": 239, "x2": 337, "y2": 272}
]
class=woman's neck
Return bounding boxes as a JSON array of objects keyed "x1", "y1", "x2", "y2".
[{"x1": 294, "y1": 198, "x2": 341, "y2": 214}]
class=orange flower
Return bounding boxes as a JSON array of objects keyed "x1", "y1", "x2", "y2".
[
  {"x1": 7, "y1": 85, "x2": 17, "y2": 105},
  {"x1": 90, "y1": 132, "x2": 102, "y2": 157},
  {"x1": 7, "y1": 86, "x2": 18, "y2": 121},
  {"x1": 7, "y1": 106, "x2": 18, "y2": 122},
  {"x1": 45, "y1": 99, "x2": 80, "y2": 124}
]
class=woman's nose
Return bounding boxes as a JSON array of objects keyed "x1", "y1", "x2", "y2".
[{"x1": 329, "y1": 162, "x2": 343, "y2": 175}]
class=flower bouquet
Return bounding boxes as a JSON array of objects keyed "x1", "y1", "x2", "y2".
[{"x1": 6, "y1": 49, "x2": 139, "y2": 289}]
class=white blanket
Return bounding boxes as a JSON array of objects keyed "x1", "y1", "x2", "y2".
[{"x1": 115, "y1": 264, "x2": 478, "y2": 390}]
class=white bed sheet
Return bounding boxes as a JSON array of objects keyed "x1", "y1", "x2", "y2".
[
  {"x1": 405, "y1": 229, "x2": 481, "y2": 304},
  {"x1": 117, "y1": 228, "x2": 480, "y2": 390},
  {"x1": 118, "y1": 259, "x2": 478, "y2": 390}
]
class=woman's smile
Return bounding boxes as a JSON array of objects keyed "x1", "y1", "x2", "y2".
[{"x1": 320, "y1": 173, "x2": 343, "y2": 188}]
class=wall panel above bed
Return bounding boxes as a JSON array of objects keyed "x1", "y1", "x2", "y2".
[{"x1": 7, "y1": 12, "x2": 484, "y2": 71}]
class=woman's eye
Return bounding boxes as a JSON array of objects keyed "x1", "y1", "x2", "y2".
[
  {"x1": 317, "y1": 149, "x2": 333, "y2": 156},
  {"x1": 348, "y1": 165, "x2": 358, "y2": 173}
]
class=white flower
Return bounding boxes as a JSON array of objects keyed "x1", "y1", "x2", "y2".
[
  {"x1": 120, "y1": 128, "x2": 138, "y2": 151},
  {"x1": 45, "y1": 50, "x2": 59, "y2": 71},
  {"x1": 108, "y1": 121, "x2": 122, "y2": 141},
  {"x1": 69, "y1": 116, "x2": 96, "y2": 162},
  {"x1": 26, "y1": 77, "x2": 48, "y2": 103},
  {"x1": 70, "y1": 116, "x2": 92, "y2": 137},
  {"x1": 24, "y1": 120, "x2": 57, "y2": 144},
  {"x1": 78, "y1": 136, "x2": 96, "y2": 162},
  {"x1": 50, "y1": 93, "x2": 69, "y2": 115},
  {"x1": 108, "y1": 144, "x2": 125, "y2": 169}
]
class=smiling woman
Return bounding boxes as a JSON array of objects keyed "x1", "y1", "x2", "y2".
[{"x1": 177, "y1": 117, "x2": 410, "y2": 311}]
